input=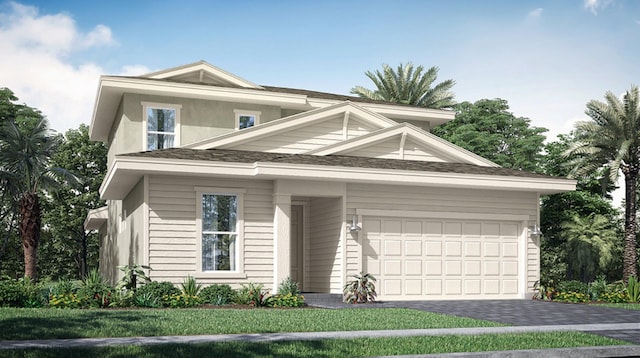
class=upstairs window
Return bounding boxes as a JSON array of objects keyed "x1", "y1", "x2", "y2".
[
  {"x1": 234, "y1": 109, "x2": 261, "y2": 130},
  {"x1": 143, "y1": 102, "x2": 181, "y2": 150}
]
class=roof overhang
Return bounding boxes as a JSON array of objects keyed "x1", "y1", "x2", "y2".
[
  {"x1": 101, "y1": 155, "x2": 576, "y2": 200},
  {"x1": 89, "y1": 77, "x2": 455, "y2": 143},
  {"x1": 84, "y1": 206, "x2": 108, "y2": 231}
]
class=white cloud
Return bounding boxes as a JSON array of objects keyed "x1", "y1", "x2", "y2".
[
  {"x1": 0, "y1": 2, "x2": 147, "y2": 134},
  {"x1": 584, "y1": 0, "x2": 613, "y2": 14},
  {"x1": 528, "y1": 8, "x2": 544, "y2": 19}
]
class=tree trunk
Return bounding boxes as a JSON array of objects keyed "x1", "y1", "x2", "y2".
[
  {"x1": 19, "y1": 191, "x2": 40, "y2": 280},
  {"x1": 80, "y1": 230, "x2": 88, "y2": 278},
  {"x1": 623, "y1": 172, "x2": 638, "y2": 282}
]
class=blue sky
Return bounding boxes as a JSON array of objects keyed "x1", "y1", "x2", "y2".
[{"x1": 1, "y1": 0, "x2": 639, "y2": 144}]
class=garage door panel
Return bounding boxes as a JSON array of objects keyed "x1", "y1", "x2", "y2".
[
  {"x1": 405, "y1": 279, "x2": 422, "y2": 295},
  {"x1": 405, "y1": 240, "x2": 422, "y2": 255},
  {"x1": 364, "y1": 217, "x2": 522, "y2": 300},
  {"x1": 384, "y1": 240, "x2": 402, "y2": 256},
  {"x1": 405, "y1": 260, "x2": 422, "y2": 275},
  {"x1": 384, "y1": 260, "x2": 402, "y2": 275}
]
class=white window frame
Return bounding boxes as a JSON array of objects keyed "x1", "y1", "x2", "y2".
[
  {"x1": 142, "y1": 102, "x2": 182, "y2": 151},
  {"x1": 234, "y1": 109, "x2": 261, "y2": 130},
  {"x1": 195, "y1": 187, "x2": 246, "y2": 278}
]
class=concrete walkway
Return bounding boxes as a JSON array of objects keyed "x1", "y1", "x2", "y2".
[{"x1": 2, "y1": 325, "x2": 640, "y2": 358}]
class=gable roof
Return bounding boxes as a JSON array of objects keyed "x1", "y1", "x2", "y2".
[
  {"x1": 143, "y1": 60, "x2": 263, "y2": 89},
  {"x1": 89, "y1": 61, "x2": 455, "y2": 142},
  {"x1": 101, "y1": 147, "x2": 576, "y2": 199},
  {"x1": 185, "y1": 101, "x2": 397, "y2": 150},
  {"x1": 306, "y1": 122, "x2": 498, "y2": 167}
]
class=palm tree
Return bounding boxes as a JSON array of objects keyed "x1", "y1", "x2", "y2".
[
  {"x1": 0, "y1": 118, "x2": 78, "y2": 279},
  {"x1": 561, "y1": 213, "x2": 616, "y2": 282},
  {"x1": 566, "y1": 85, "x2": 640, "y2": 281},
  {"x1": 351, "y1": 63, "x2": 456, "y2": 109}
]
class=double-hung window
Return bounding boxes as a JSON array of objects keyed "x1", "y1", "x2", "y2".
[
  {"x1": 143, "y1": 102, "x2": 181, "y2": 150},
  {"x1": 197, "y1": 189, "x2": 244, "y2": 272},
  {"x1": 234, "y1": 109, "x2": 261, "y2": 130}
]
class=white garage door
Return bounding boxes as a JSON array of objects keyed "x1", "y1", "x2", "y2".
[{"x1": 363, "y1": 217, "x2": 522, "y2": 300}]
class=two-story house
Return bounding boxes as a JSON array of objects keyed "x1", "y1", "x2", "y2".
[{"x1": 84, "y1": 61, "x2": 575, "y2": 300}]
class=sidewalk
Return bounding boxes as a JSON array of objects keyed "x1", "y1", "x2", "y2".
[{"x1": 1, "y1": 323, "x2": 639, "y2": 354}]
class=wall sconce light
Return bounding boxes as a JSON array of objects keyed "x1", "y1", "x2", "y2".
[
  {"x1": 348, "y1": 215, "x2": 362, "y2": 232},
  {"x1": 529, "y1": 224, "x2": 542, "y2": 237}
]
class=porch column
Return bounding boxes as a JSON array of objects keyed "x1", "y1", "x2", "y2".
[{"x1": 273, "y1": 193, "x2": 291, "y2": 292}]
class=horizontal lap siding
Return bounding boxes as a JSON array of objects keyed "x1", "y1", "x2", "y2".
[
  {"x1": 345, "y1": 183, "x2": 538, "y2": 290},
  {"x1": 307, "y1": 197, "x2": 343, "y2": 293},
  {"x1": 148, "y1": 176, "x2": 274, "y2": 286},
  {"x1": 344, "y1": 136, "x2": 401, "y2": 159},
  {"x1": 347, "y1": 119, "x2": 378, "y2": 139},
  {"x1": 228, "y1": 116, "x2": 376, "y2": 154},
  {"x1": 402, "y1": 139, "x2": 447, "y2": 162}
]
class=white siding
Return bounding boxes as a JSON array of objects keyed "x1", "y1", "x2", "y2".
[
  {"x1": 347, "y1": 118, "x2": 379, "y2": 139},
  {"x1": 226, "y1": 115, "x2": 376, "y2": 154},
  {"x1": 345, "y1": 183, "x2": 539, "y2": 293},
  {"x1": 147, "y1": 175, "x2": 274, "y2": 286},
  {"x1": 402, "y1": 138, "x2": 448, "y2": 162},
  {"x1": 343, "y1": 136, "x2": 401, "y2": 159},
  {"x1": 306, "y1": 197, "x2": 343, "y2": 293}
]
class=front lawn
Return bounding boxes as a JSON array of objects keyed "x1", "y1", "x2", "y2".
[
  {"x1": 594, "y1": 303, "x2": 640, "y2": 310},
  {"x1": 3, "y1": 332, "x2": 628, "y2": 357},
  {"x1": 0, "y1": 307, "x2": 503, "y2": 340}
]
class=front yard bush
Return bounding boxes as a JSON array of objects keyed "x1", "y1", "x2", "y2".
[
  {"x1": 557, "y1": 280, "x2": 588, "y2": 295},
  {"x1": 200, "y1": 284, "x2": 235, "y2": 305},
  {"x1": 599, "y1": 291, "x2": 629, "y2": 303},
  {"x1": 554, "y1": 291, "x2": 590, "y2": 303},
  {"x1": 134, "y1": 281, "x2": 180, "y2": 307},
  {"x1": 49, "y1": 293, "x2": 82, "y2": 309},
  {"x1": 164, "y1": 293, "x2": 202, "y2": 308},
  {"x1": 270, "y1": 293, "x2": 305, "y2": 307},
  {"x1": 0, "y1": 279, "x2": 27, "y2": 307}
]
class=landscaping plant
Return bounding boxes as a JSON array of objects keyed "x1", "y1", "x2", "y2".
[
  {"x1": 343, "y1": 272, "x2": 377, "y2": 303},
  {"x1": 237, "y1": 282, "x2": 271, "y2": 307},
  {"x1": 627, "y1": 276, "x2": 640, "y2": 303},
  {"x1": 115, "y1": 264, "x2": 151, "y2": 291},
  {"x1": 200, "y1": 284, "x2": 236, "y2": 305},
  {"x1": 78, "y1": 269, "x2": 112, "y2": 308},
  {"x1": 271, "y1": 277, "x2": 305, "y2": 307},
  {"x1": 277, "y1": 276, "x2": 301, "y2": 296},
  {"x1": 134, "y1": 281, "x2": 180, "y2": 307}
]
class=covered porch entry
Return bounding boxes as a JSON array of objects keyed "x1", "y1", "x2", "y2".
[{"x1": 273, "y1": 180, "x2": 345, "y2": 294}]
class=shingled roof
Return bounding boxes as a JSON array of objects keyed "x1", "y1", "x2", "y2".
[{"x1": 124, "y1": 148, "x2": 559, "y2": 180}]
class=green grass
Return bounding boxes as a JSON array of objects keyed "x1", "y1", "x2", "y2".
[
  {"x1": 594, "y1": 303, "x2": 640, "y2": 310},
  {"x1": 0, "y1": 307, "x2": 502, "y2": 340},
  {"x1": 0, "y1": 332, "x2": 628, "y2": 357}
]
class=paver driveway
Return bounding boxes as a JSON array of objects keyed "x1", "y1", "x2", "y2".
[{"x1": 383, "y1": 300, "x2": 640, "y2": 343}]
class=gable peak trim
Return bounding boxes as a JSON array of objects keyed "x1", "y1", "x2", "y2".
[{"x1": 142, "y1": 61, "x2": 263, "y2": 89}]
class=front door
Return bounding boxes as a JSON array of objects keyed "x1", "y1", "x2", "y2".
[{"x1": 290, "y1": 205, "x2": 304, "y2": 289}]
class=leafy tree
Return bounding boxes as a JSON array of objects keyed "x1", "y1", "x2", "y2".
[
  {"x1": 351, "y1": 63, "x2": 456, "y2": 109},
  {"x1": 562, "y1": 213, "x2": 617, "y2": 282},
  {"x1": 432, "y1": 99, "x2": 547, "y2": 171},
  {"x1": 41, "y1": 124, "x2": 106, "y2": 279},
  {"x1": 566, "y1": 86, "x2": 640, "y2": 281},
  {"x1": 540, "y1": 133, "x2": 621, "y2": 282},
  {"x1": 0, "y1": 89, "x2": 79, "y2": 279}
]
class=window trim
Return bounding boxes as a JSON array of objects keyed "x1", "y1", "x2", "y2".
[
  {"x1": 234, "y1": 109, "x2": 261, "y2": 130},
  {"x1": 195, "y1": 187, "x2": 245, "y2": 277},
  {"x1": 142, "y1": 102, "x2": 182, "y2": 150}
]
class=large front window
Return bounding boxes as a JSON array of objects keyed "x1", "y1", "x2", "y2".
[
  {"x1": 201, "y1": 194, "x2": 237, "y2": 271},
  {"x1": 143, "y1": 102, "x2": 181, "y2": 150}
]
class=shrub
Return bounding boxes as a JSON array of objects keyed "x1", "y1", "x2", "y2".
[
  {"x1": 0, "y1": 280, "x2": 26, "y2": 307},
  {"x1": 115, "y1": 264, "x2": 151, "y2": 291},
  {"x1": 557, "y1": 280, "x2": 588, "y2": 295},
  {"x1": 600, "y1": 291, "x2": 629, "y2": 303},
  {"x1": 134, "y1": 292, "x2": 160, "y2": 308},
  {"x1": 277, "y1": 277, "x2": 300, "y2": 296},
  {"x1": 554, "y1": 291, "x2": 590, "y2": 303},
  {"x1": 134, "y1": 281, "x2": 179, "y2": 307},
  {"x1": 627, "y1": 276, "x2": 640, "y2": 303},
  {"x1": 77, "y1": 269, "x2": 112, "y2": 308},
  {"x1": 49, "y1": 293, "x2": 82, "y2": 309},
  {"x1": 109, "y1": 289, "x2": 135, "y2": 308},
  {"x1": 588, "y1": 276, "x2": 608, "y2": 301},
  {"x1": 237, "y1": 282, "x2": 271, "y2": 307},
  {"x1": 51, "y1": 280, "x2": 76, "y2": 295},
  {"x1": 180, "y1": 276, "x2": 202, "y2": 297},
  {"x1": 20, "y1": 277, "x2": 47, "y2": 308},
  {"x1": 200, "y1": 284, "x2": 235, "y2": 305},
  {"x1": 164, "y1": 293, "x2": 202, "y2": 308},
  {"x1": 270, "y1": 293, "x2": 305, "y2": 307},
  {"x1": 343, "y1": 272, "x2": 377, "y2": 304}
]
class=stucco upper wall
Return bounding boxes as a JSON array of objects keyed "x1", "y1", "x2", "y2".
[{"x1": 106, "y1": 93, "x2": 285, "y2": 161}]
